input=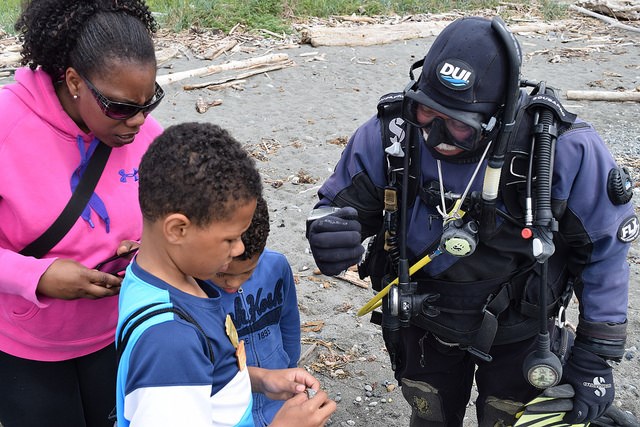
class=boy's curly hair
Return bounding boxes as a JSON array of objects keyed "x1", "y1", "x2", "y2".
[
  {"x1": 15, "y1": 0, "x2": 157, "y2": 81},
  {"x1": 139, "y1": 122, "x2": 263, "y2": 227},
  {"x1": 237, "y1": 196, "x2": 270, "y2": 261}
]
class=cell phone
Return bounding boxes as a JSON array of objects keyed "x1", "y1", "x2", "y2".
[{"x1": 93, "y1": 248, "x2": 139, "y2": 276}]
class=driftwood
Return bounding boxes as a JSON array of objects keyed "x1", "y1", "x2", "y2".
[
  {"x1": 576, "y1": 0, "x2": 640, "y2": 21},
  {"x1": 203, "y1": 38, "x2": 239, "y2": 60},
  {"x1": 569, "y1": 4, "x2": 640, "y2": 33},
  {"x1": 298, "y1": 342, "x2": 319, "y2": 366},
  {"x1": 156, "y1": 53, "x2": 290, "y2": 86},
  {"x1": 333, "y1": 15, "x2": 377, "y2": 24},
  {"x1": 155, "y1": 46, "x2": 180, "y2": 66},
  {"x1": 300, "y1": 21, "x2": 450, "y2": 47},
  {"x1": 182, "y1": 60, "x2": 294, "y2": 90},
  {"x1": 300, "y1": 21, "x2": 566, "y2": 47},
  {"x1": 566, "y1": 90, "x2": 640, "y2": 101},
  {"x1": 334, "y1": 270, "x2": 370, "y2": 289},
  {"x1": 0, "y1": 51, "x2": 21, "y2": 68}
]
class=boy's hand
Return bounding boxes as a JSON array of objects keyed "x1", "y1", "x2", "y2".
[
  {"x1": 248, "y1": 367, "x2": 318, "y2": 400},
  {"x1": 270, "y1": 388, "x2": 336, "y2": 427}
]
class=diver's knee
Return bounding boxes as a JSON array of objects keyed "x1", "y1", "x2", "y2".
[
  {"x1": 479, "y1": 396, "x2": 523, "y2": 427},
  {"x1": 401, "y1": 378, "x2": 447, "y2": 426}
]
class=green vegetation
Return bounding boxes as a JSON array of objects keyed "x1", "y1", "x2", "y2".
[
  {"x1": 0, "y1": 0, "x2": 20, "y2": 35},
  {"x1": 1, "y1": 0, "x2": 567, "y2": 36}
]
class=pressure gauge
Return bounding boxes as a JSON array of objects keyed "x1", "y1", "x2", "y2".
[
  {"x1": 523, "y1": 338, "x2": 563, "y2": 389},
  {"x1": 526, "y1": 363, "x2": 561, "y2": 389}
]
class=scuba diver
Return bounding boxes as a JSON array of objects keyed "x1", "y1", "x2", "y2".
[{"x1": 306, "y1": 16, "x2": 639, "y2": 427}]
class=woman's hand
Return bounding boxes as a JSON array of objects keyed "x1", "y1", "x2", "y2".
[
  {"x1": 35, "y1": 241, "x2": 138, "y2": 300},
  {"x1": 37, "y1": 258, "x2": 122, "y2": 299}
]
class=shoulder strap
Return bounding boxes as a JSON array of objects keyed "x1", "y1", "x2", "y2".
[
  {"x1": 20, "y1": 142, "x2": 112, "y2": 259},
  {"x1": 116, "y1": 302, "x2": 215, "y2": 365},
  {"x1": 377, "y1": 92, "x2": 420, "y2": 205}
]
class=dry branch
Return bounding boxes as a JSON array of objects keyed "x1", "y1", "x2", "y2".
[
  {"x1": 298, "y1": 343, "x2": 319, "y2": 366},
  {"x1": 183, "y1": 60, "x2": 294, "y2": 90},
  {"x1": 156, "y1": 53, "x2": 290, "y2": 86},
  {"x1": 203, "y1": 39, "x2": 239, "y2": 60},
  {"x1": 334, "y1": 270, "x2": 370, "y2": 289},
  {"x1": 565, "y1": 90, "x2": 640, "y2": 101},
  {"x1": 569, "y1": 4, "x2": 640, "y2": 33}
]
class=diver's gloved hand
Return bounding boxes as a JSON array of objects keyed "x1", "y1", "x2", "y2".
[
  {"x1": 307, "y1": 206, "x2": 364, "y2": 276},
  {"x1": 561, "y1": 346, "x2": 614, "y2": 423}
]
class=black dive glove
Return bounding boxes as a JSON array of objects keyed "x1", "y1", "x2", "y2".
[
  {"x1": 307, "y1": 206, "x2": 364, "y2": 276},
  {"x1": 561, "y1": 346, "x2": 614, "y2": 423}
]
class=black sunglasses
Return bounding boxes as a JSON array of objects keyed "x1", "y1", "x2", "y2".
[{"x1": 82, "y1": 75, "x2": 164, "y2": 120}]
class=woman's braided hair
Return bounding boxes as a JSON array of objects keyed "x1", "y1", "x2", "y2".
[{"x1": 15, "y1": 0, "x2": 157, "y2": 81}]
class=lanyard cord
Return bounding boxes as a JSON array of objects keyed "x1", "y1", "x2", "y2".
[{"x1": 436, "y1": 139, "x2": 493, "y2": 221}]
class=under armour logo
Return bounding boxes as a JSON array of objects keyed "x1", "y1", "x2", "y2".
[{"x1": 119, "y1": 168, "x2": 139, "y2": 183}]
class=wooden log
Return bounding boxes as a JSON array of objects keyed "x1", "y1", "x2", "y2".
[
  {"x1": 575, "y1": 0, "x2": 640, "y2": 21},
  {"x1": 300, "y1": 21, "x2": 566, "y2": 47},
  {"x1": 156, "y1": 53, "x2": 290, "y2": 86},
  {"x1": 300, "y1": 21, "x2": 450, "y2": 47},
  {"x1": 565, "y1": 90, "x2": 640, "y2": 101}
]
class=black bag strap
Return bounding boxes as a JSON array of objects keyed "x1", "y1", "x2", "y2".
[
  {"x1": 116, "y1": 302, "x2": 215, "y2": 365},
  {"x1": 20, "y1": 142, "x2": 112, "y2": 259},
  {"x1": 109, "y1": 302, "x2": 215, "y2": 423}
]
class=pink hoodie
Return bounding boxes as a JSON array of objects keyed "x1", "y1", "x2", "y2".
[{"x1": 0, "y1": 68, "x2": 163, "y2": 361}]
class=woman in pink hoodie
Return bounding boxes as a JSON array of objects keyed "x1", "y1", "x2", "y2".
[{"x1": 0, "y1": 1, "x2": 163, "y2": 425}]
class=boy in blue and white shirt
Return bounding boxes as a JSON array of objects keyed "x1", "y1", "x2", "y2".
[{"x1": 115, "y1": 122, "x2": 335, "y2": 427}]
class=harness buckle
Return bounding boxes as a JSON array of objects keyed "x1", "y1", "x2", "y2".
[
  {"x1": 481, "y1": 294, "x2": 499, "y2": 317},
  {"x1": 467, "y1": 346, "x2": 493, "y2": 362}
]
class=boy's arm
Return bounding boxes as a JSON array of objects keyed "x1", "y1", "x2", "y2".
[
  {"x1": 279, "y1": 261, "x2": 301, "y2": 366},
  {"x1": 122, "y1": 322, "x2": 248, "y2": 427}
]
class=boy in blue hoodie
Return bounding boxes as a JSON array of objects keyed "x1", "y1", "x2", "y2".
[{"x1": 213, "y1": 196, "x2": 301, "y2": 426}]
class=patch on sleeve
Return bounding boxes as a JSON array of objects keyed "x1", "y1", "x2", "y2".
[{"x1": 618, "y1": 215, "x2": 640, "y2": 243}]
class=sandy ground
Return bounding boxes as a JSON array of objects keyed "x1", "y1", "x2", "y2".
[
  {"x1": 143, "y1": 16, "x2": 640, "y2": 426},
  {"x1": 2, "y1": 11, "x2": 638, "y2": 427}
]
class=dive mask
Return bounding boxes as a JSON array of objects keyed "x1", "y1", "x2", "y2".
[{"x1": 401, "y1": 88, "x2": 496, "y2": 152}]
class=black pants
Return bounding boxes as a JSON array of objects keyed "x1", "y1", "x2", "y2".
[
  {"x1": 0, "y1": 343, "x2": 116, "y2": 427},
  {"x1": 399, "y1": 325, "x2": 540, "y2": 426}
]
